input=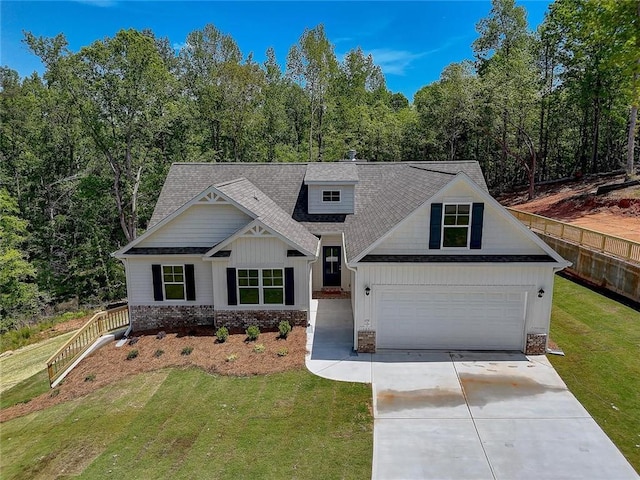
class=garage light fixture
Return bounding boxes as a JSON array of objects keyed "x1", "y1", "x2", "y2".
[
  {"x1": 365, "y1": 286, "x2": 371, "y2": 296},
  {"x1": 538, "y1": 289, "x2": 545, "y2": 298}
]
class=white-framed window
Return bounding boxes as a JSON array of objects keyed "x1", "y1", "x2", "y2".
[
  {"x1": 322, "y1": 190, "x2": 341, "y2": 202},
  {"x1": 442, "y1": 203, "x2": 471, "y2": 248},
  {"x1": 238, "y1": 268, "x2": 284, "y2": 305},
  {"x1": 162, "y1": 265, "x2": 186, "y2": 300}
]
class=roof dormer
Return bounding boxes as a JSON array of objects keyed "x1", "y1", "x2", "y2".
[{"x1": 304, "y1": 163, "x2": 358, "y2": 214}]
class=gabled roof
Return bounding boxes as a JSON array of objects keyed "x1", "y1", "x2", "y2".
[
  {"x1": 144, "y1": 161, "x2": 487, "y2": 262},
  {"x1": 213, "y1": 178, "x2": 319, "y2": 257},
  {"x1": 304, "y1": 162, "x2": 358, "y2": 184}
]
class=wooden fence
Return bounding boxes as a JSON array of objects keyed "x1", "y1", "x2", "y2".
[
  {"x1": 46, "y1": 305, "x2": 129, "y2": 386},
  {"x1": 507, "y1": 208, "x2": 640, "y2": 264}
]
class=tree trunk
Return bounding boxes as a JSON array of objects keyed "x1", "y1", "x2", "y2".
[{"x1": 627, "y1": 103, "x2": 638, "y2": 177}]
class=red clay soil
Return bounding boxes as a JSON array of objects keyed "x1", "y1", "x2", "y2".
[
  {"x1": 501, "y1": 175, "x2": 640, "y2": 242},
  {"x1": 0, "y1": 326, "x2": 306, "y2": 422}
]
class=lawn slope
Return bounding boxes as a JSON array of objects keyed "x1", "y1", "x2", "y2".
[
  {"x1": 549, "y1": 276, "x2": 640, "y2": 473},
  {"x1": 1, "y1": 368, "x2": 372, "y2": 479}
]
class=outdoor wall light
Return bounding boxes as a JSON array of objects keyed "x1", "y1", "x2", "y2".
[
  {"x1": 365, "y1": 286, "x2": 371, "y2": 296},
  {"x1": 538, "y1": 289, "x2": 545, "y2": 298}
]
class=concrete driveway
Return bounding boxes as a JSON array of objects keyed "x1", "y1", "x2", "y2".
[{"x1": 305, "y1": 299, "x2": 639, "y2": 480}]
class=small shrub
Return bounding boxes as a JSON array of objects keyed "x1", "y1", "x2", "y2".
[
  {"x1": 253, "y1": 343, "x2": 265, "y2": 353},
  {"x1": 226, "y1": 353, "x2": 238, "y2": 362},
  {"x1": 181, "y1": 346, "x2": 193, "y2": 356},
  {"x1": 156, "y1": 331, "x2": 166, "y2": 340},
  {"x1": 128, "y1": 337, "x2": 139, "y2": 346},
  {"x1": 246, "y1": 325, "x2": 260, "y2": 341},
  {"x1": 153, "y1": 349, "x2": 164, "y2": 358},
  {"x1": 278, "y1": 320, "x2": 292, "y2": 339},
  {"x1": 84, "y1": 373, "x2": 96, "y2": 382},
  {"x1": 277, "y1": 348, "x2": 288, "y2": 357},
  {"x1": 216, "y1": 326, "x2": 229, "y2": 343},
  {"x1": 126, "y1": 349, "x2": 139, "y2": 360}
]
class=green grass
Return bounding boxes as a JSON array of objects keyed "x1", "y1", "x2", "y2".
[
  {"x1": 0, "y1": 368, "x2": 373, "y2": 479},
  {"x1": 0, "y1": 310, "x2": 90, "y2": 353},
  {"x1": 0, "y1": 332, "x2": 75, "y2": 394},
  {"x1": 549, "y1": 276, "x2": 640, "y2": 472},
  {"x1": 0, "y1": 369, "x2": 50, "y2": 410}
]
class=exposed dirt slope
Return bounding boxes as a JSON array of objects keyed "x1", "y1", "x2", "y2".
[{"x1": 500, "y1": 175, "x2": 640, "y2": 242}]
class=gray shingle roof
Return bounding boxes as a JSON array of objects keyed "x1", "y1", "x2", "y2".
[
  {"x1": 360, "y1": 254, "x2": 555, "y2": 263},
  {"x1": 216, "y1": 178, "x2": 319, "y2": 256},
  {"x1": 304, "y1": 162, "x2": 359, "y2": 183},
  {"x1": 146, "y1": 161, "x2": 487, "y2": 262}
]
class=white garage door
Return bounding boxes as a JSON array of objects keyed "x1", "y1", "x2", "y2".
[{"x1": 376, "y1": 286, "x2": 527, "y2": 350}]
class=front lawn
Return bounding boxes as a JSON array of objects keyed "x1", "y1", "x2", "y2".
[
  {"x1": 549, "y1": 275, "x2": 640, "y2": 473},
  {"x1": 0, "y1": 368, "x2": 372, "y2": 479}
]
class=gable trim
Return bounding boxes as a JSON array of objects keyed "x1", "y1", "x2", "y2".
[
  {"x1": 203, "y1": 219, "x2": 317, "y2": 259},
  {"x1": 113, "y1": 182, "x2": 257, "y2": 258},
  {"x1": 349, "y1": 172, "x2": 570, "y2": 266}
]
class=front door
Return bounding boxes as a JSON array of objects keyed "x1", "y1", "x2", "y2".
[{"x1": 323, "y1": 246, "x2": 341, "y2": 287}]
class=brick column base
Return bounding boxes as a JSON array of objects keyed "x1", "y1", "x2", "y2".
[
  {"x1": 357, "y1": 330, "x2": 376, "y2": 353},
  {"x1": 525, "y1": 333, "x2": 547, "y2": 355}
]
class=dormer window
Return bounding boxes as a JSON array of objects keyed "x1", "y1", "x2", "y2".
[
  {"x1": 442, "y1": 204, "x2": 471, "y2": 248},
  {"x1": 304, "y1": 163, "x2": 358, "y2": 214},
  {"x1": 322, "y1": 190, "x2": 341, "y2": 202}
]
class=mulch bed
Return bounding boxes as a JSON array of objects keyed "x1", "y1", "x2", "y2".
[{"x1": 0, "y1": 326, "x2": 306, "y2": 422}]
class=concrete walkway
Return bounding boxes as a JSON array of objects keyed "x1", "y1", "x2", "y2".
[{"x1": 305, "y1": 299, "x2": 639, "y2": 480}]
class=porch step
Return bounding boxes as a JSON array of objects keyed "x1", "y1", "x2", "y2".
[{"x1": 313, "y1": 289, "x2": 351, "y2": 299}]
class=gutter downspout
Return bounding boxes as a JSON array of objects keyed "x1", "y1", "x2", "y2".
[{"x1": 342, "y1": 233, "x2": 358, "y2": 349}]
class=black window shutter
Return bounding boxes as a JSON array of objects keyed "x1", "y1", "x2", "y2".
[
  {"x1": 226, "y1": 268, "x2": 237, "y2": 305},
  {"x1": 152, "y1": 264, "x2": 164, "y2": 301},
  {"x1": 470, "y1": 203, "x2": 485, "y2": 249},
  {"x1": 429, "y1": 203, "x2": 443, "y2": 249},
  {"x1": 185, "y1": 264, "x2": 196, "y2": 301},
  {"x1": 284, "y1": 267, "x2": 295, "y2": 305}
]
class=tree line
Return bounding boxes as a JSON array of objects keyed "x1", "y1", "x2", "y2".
[{"x1": 1, "y1": 0, "x2": 638, "y2": 327}]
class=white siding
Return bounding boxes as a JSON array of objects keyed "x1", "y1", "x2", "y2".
[
  {"x1": 138, "y1": 204, "x2": 252, "y2": 248},
  {"x1": 211, "y1": 235, "x2": 311, "y2": 310},
  {"x1": 371, "y1": 181, "x2": 543, "y2": 256},
  {"x1": 354, "y1": 264, "x2": 554, "y2": 340},
  {"x1": 311, "y1": 235, "x2": 351, "y2": 290},
  {"x1": 231, "y1": 237, "x2": 286, "y2": 266},
  {"x1": 125, "y1": 257, "x2": 214, "y2": 306},
  {"x1": 307, "y1": 185, "x2": 355, "y2": 214}
]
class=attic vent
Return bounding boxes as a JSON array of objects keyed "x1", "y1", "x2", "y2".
[{"x1": 347, "y1": 149, "x2": 357, "y2": 161}]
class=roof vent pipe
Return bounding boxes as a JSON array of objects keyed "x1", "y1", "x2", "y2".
[{"x1": 347, "y1": 149, "x2": 357, "y2": 161}]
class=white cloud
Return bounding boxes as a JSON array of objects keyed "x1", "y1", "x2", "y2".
[
  {"x1": 172, "y1": 42, "x2": 187, "y2": 51},
  {"x1": 367, "y1": 48, "x2": 426, "y2": 76}
]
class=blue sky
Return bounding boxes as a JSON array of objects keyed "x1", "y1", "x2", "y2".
[{"x1": 1, "y1": 1, "x2": 552, "y2": 100}]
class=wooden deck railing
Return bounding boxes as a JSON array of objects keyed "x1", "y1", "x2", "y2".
[
  {"x1": 46, "y1": 305, "x2": 129, "y2": 386},
  {"x1": 507, "y1": 208, "x2": 640, "y2": 264}
]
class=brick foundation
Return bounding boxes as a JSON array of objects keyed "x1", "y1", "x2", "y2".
[
  {"x1": 130, "y1": 305, "x2": 215, "y2": 332},
  {"x1": 357, "y1": 330, "x2": 376, "y2": 353},
  {"x1": 525, "y1": 333, "x2": 547, "y2": 355},
  {"x1": 213, "y1": 309, "x2": 308, "y2": 331}
]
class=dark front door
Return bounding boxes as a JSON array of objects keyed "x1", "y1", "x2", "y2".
[{"x1": 323, "y1": 246, "x2": 341, "y2": 287}]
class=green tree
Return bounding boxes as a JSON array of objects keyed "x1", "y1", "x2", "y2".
[
  {"x1": 0, "y1": 189, "x2": 43, "y2": 328},
  {"x1": 287, "y1": 25, "x2": 338, "y2": 161},
  {"x1": 26, "y1": 29, "x2": 176, "y2": 242},
  {"x1": 474, "y1": 0, "x2": 540, "y2": 198}
]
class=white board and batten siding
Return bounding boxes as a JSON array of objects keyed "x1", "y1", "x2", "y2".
[
  {"x1": 307, "y1": 185, "x2": 355, "y2": 214},
  {"x1": 126, "y1": 257, "x2": 214, "y2": 306},
  {"x1": 354, "y1": 264, "x2": 555, "y2": 349},
  {"x1": 211, "y1": 236, "x2": 311, "y2": 310},
  {"x1": 138, "y1": 204, "x2": 252, "y2": 248},
  {"x1": 371, "y1": 181, "x2": 542, "y2": 256}
]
